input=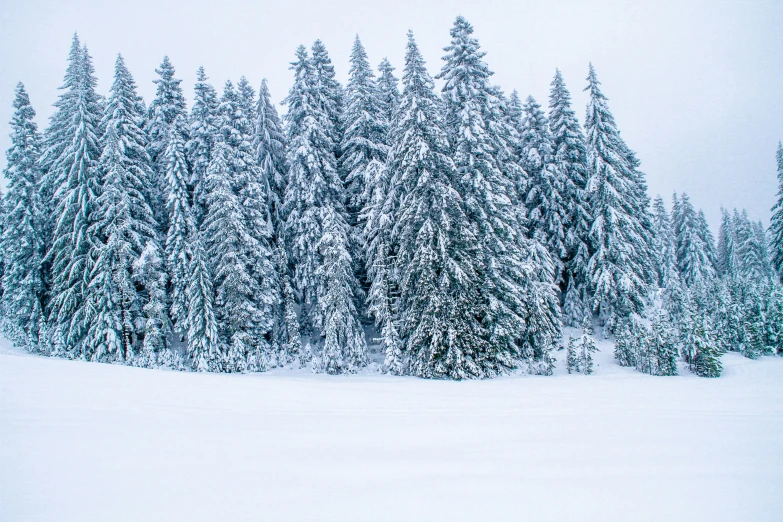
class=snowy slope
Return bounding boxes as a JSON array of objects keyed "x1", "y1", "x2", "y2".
[{"x1": 1, "y1": 338, "x2": 782, "y2": 522}]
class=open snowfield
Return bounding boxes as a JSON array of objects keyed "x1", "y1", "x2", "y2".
[{"x1": 2, "y1": 337, "x2": 782, "y2": 522}]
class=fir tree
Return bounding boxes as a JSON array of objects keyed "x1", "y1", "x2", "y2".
[
  {"x1": 377, "y1": 58, "x2": 401, "y2": 127},
  {"x1": 217, "y1": 80, "x2": 278, "y2": 366},
  {"x1": 133, "y1": 241, "x2": 172, "y2": 367},
  {"x1": 651, "y1": 195, "x2": 679, "y2": 288},
  {"x1": 146, "y1": 56, "x2": 188, "y2": 227},
  {"x1": 439, "y1": 17, "x2": 559, "y2": 376},
  {"x1": 717, "y1": 208, "x2": 738, "y2": 278},
  {"x1": 388, "y1": 31, "x2": 486, "y2": 379},
  {"x1": 186, "y1": 67, "x2": 219, "y2": 226},
  {"x1": 83, "y1": 55, "x2": 161, "y2": 362},
  {"x1": 673, "y1": 193, "x2": 716, "y2": 286},
  {"x1": 361, "y1": 159, "x2": 403, "y2": 374},
  {"x1": 341, "y1": 35, "x2": 388, "y2": 226},
  {"x1": 41, "y1": 37, "x2": 103, "y2": 354},
  {"x1": 311, "y1": 40, "x2": 344, "y2": 156},
  {"x1": 549, "y1": 69, "x2": 591, "y2": 324},
  {"x1": 163, "y1": 116, "x2": 193, "y2": 335},
  {"x1": 185, "y1": 232, "x2": 220, "y2": 371},
  {"x1": 1, "y1": 83, "x2": 47, "y2": 351},
  {"x1": 681, "y1": 298, "x2": 722, "y2": 377},
  {"x1": 583, "y1": 64, "x2": 652, "y2": 330},
  {"x1": 566, "y1": 335, "x2": 579, "y2": 374},
  {"x1": 283, "y1": 46, "x2": 366, "y2": 372},
  {"x1": 254, "y1": 78, "x2": 288, "y2": 232},
  {"x1": 770, "y1": 142, "x2": 783, "y2": 278},
  {"x1": 520, "y1": 95, "x2": 568, "y2": 280},
  {"x1": 578, "y1": 317, "x2": 597, "y2": 374},
  {"x1": 202, "y1": 141, "x2": 260, "y2": 372},
  {"x1": 649, "y1": 311, "x2": 678, "y2": 376},
  {"x1": 614, "y1": 323, "x2": 636, "y2": 368},
  {"x1": 315, "y1": 206, "x2": 368, "y2": 373}
]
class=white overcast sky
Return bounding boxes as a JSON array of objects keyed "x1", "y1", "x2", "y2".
[{"x1": 0, "y1": 0, "x2": 781, "y2": 230}]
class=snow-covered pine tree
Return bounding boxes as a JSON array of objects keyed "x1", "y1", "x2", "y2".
[
  {"x1": 614, "y1": 322, "x2": 636, "y2": 368},
  {"x1": 185, "y1": 231, "x2": 219, "y2": 371},
  {"x1": 146, "y1": 56, "x2": 188, "y2": 227},
  {"x1": 186, "y1": 67, "x2": 219, "y2": 226},
  {"x1": 681, "y1": 296, "x2": 722, "y2": 377},
  {"x1": 163, "y1": 115, "x2": 193, "y2": 336},
  {"x1": 1, "y1": 83, "x2": 47, "y2": 351},
  {"x1": 548, "y1": 69, "x2": 591, "y2": 325},
  {"x1": 519, "y1": 95, "x2": 568, "y2": 281},
  {"x1": 649, "y1": 311, "x2": 678, "y2": 376},
  {"x1": 202, "y1": 140, "x2": 259, "y2": 372},
  {"x1": 717, "y1": 208, "x2": 738, "y2": 278},
  {"x1": 439, "y1": 17, "x2": 560, "y2": 376},
  {"x1": 376, "y1": 58, "x2": 400, "y2": 128},
  {"x1": 237, "y1": 76, "x2": 257, "y2": 124},
  {"x1": 770, "y1": 142, "x2": 783, "y2": 279},
  {"x1": 254, "y1": 78, "x2": 288, "y2": 233},
  {"x1": 315, "y1": 205, "x2": 368, "y2": 373},
  {"x1": 651, "y1": 195, "x2": 679, "y2": 288},
  {"x1": 764, "y1": 286, "x2": 783, "y2": 355},
  {"x1": 41, "y1": 37, "x2": 103, "y2": 354},
  {"x1": 361, "y1": 159, "x2": 403, "y2": 374},
  {"x1": 734, "y1": 209, "x2": 768, "y2": 280},
  {"x1": 311, "y1": 40, "x2": 344, "y2": 158},
  {"x1": 276, "y1": 243, "x2": 303, "y2": 366},
  {"x1": 566, "y1": 335, "x2": 579, "y2": 374},
  {"x1": 83, "y1": 55, "x2": 162, "y2": 363},
  {"x1": 133, "y1": 241, "x2": 172, "y2": 367},
  {"x1": 583, "y1": 64, "x2": 652, "y2": 331},
  {"x1": 341, "y1": 35, "x2": 388, "y2": 227},
  {"x1": 696, "y1": 210, "x2": 718, "y2": 272},
  {"x1": 201, "y1": 80, "x2": 278, "y2": 371},
  {"x1": 741, "y1": 285, "x2": 766, "y2": 360},
  {"x1": 673, "y1": 193, "x2": 715, "y2": 286},
  {"x1": 387, "y1": 31, "x2": 487, "y2": 379},
  {"x1": 578, "y1": 317, "x2": 597, "y2": 374},
  {"x1": 219, "y1": 81, "x2": 278, "y2": 353},
  {"x1": 283, "y1": 46, "x2": 366, "y2": 372},
  {"x1": 752, "y1": 220, "x2": 775, "y2": 280}
]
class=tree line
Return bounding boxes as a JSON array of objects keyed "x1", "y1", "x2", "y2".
[{"x1": 2, "y1": 16, "x2": 782, "y2": 378}]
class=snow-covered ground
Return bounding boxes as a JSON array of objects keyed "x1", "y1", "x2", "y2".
[{"x1": 2, "y1": 337, "x2": 782, "y2": 522}]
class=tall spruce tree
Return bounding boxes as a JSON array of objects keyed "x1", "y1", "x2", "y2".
[
  {"x1": 717, "y1": 207, "x2": 739, "y2": 278},
  {"x1": 254, "y1": 78, "x2": 288, "y2": 232},
  {"x1": 341, "y1": 35, "x2": 389, "y2": 226},
  {"x1": 185, "y1": 231, "x2": 219, "y2": 371},
  {"x1": 377, "y1": 58, "x2": 400, "y2": 127},
  {"x1": 652, "y1": 195, "x2": 679, "y2": 288},
  {"x1": 549, "y1": 69, "x2": 591, "y2": 325},
  {"x1": 283, "y1": 45, "x2": 367, "y2": 372},
  {"x1": 146, "y1": 56, "x2": 188, "y2": 227},
  {"x1": 163, "y1": 115, "x2": 194, "y2": 336},
  {"x1": 83, "y1": 55, "x2": 162, "y2": 363},
  {"x1": 186, "y1": 67, "x2": 219, "y2": 226},
  {"x1": 1, "y1": 83, "x2": 47, "y2": 351},
  {"x1": 205, "y1": 80, "x2": 278, "y2": 371},
  {"x1": 438, "y1": 16, "x2": 560, "y2": 376},
  {"x1": 673, "y1": 193, "x2": 715, "y2": 286},
  {"x1": 770, "y1": 142, "x2": 783, "y2": 279},
  {"x1": 520, "y1": 95, "x2": 568, "y2": 281},
  {"x1": 387, "y1": 31, "x2": 488, "y2": 379},
  {"x1": 41, "y1": 37, "x2": 103, "y2": 354},
  {"x1": 311, "y1": 40, "x2": 344, "y2": 158},
  {"x1": 583, "y1": 64, "x2": 652, "y2": 330}
]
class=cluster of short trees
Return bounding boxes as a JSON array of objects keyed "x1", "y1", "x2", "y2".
[{"x1": 2, "y1": 16, "x2": 782, "y2": 378}]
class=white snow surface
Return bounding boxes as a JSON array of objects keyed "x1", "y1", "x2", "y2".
[{"x1": 1, "y1": 334, "x2": 782, "y2": 522}]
